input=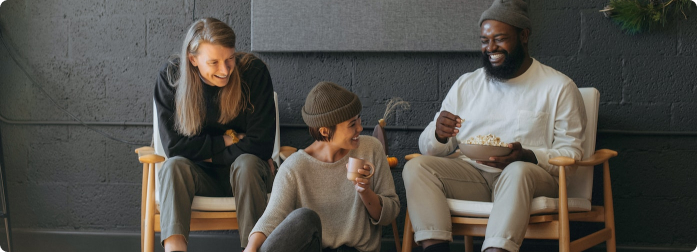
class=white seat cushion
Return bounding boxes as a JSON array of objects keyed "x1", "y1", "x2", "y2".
[
  {"x1": 156, "y1": 194, "x2": 271, "y2": 212},
  {"x1": 447, "y1": 197, "x2": 592, "y2": 218}
]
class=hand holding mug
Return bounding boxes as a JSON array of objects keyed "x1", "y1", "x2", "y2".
[{"x1": 346, "y1": 157, "x2": 375, "y2": 193}]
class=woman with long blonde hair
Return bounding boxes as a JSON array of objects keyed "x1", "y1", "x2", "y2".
[{"x1": 154, "y1": 17, "x2": 276, "y2": 252}]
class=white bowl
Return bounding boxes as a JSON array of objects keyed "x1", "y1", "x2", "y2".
[{"x1": 458, "y1": 143, "x2": 512, "y2": 161}]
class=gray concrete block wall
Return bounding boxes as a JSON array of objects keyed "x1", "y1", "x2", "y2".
[{"x1": 0, "y1": 0, "x2": 695, "y2": 249}]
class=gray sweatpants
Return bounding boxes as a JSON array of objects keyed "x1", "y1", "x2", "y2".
[
  {"x1": 402, "y1": 156, "x2": 558, "y2": 252},
  {"x1": 158, "y1": 154, "x2": 274, "y2": 248}
]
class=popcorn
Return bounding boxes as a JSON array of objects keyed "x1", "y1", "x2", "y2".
[{"x1": 464, "y1": 134, "x2": 508, "y2": 147}]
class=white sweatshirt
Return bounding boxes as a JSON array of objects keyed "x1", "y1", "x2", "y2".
[{"x1": 419, "y1": 59, "x2": 587, "y2": 176}]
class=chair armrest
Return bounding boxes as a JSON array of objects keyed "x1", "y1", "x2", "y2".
[
  {"x1": 135, "y1": 146, "x2": 165, "y2": 164},
  {"x1": 549, "y1": 149, "x2": 618, "y2": 167}
]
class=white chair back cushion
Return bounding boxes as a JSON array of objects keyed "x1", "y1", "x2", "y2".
[
  {"x1": 567, "y1": 87, "x2": 599, "y2": 200},
  {"x1": 153, "y1": 92, "x2": 281, "y2": 209}
]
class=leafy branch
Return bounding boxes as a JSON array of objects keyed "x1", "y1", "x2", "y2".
[{"x1": 600, "y1": 0, "x2": 693, "y2": 34}]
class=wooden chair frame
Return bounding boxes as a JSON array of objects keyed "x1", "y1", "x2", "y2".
[{"x1": 401, "y1": 149, "x2": 618, "y2": 252}]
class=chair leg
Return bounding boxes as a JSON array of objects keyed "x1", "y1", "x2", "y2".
[
  {"x1": 559, "y1": 165, "x2": 570, "y2": 252},
  {"x1": 141, "y1": 164, "x2": 148, "y2": 252},
  {"x1": 402, "y1": 211, "x2": 414, "y2": 252},
  {"x1": 144, "y1": 163, "x2": 156, "y2": 252},
  {"x1": 603, "y1": 161, "x2": 617, "y2": 252},
  {"x1": 464, "y1": 236, "x2": 473, "y2": 252},
  {"x1": 392, "y1": 220, "x2": 402, "y2": 252}
]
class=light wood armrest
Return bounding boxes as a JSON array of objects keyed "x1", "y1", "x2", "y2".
[
  {"x1": 279, "y1": 146, "x2": 298, "y2": 161},
  {"x1": 404, "y1": 153, "x2": 421, "y2": 161},
  {"x1": 549, "y1": 149, "x2": 618, "y2": 167},
  {"x1": 135, "y1": 146, "x2": 165, "y2": 164}
]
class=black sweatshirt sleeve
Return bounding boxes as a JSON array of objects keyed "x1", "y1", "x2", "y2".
[
  {"x1": 211, "y1": 58, "x2": 276, "y2": 165},
  {"x1": 154, "y1": 61, "x2": 220, "y2": 161}
]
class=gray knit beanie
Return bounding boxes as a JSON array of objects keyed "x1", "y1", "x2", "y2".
[
  {"x1": 479, "y1": 0, "x2": 531, "y2": 30},
  {"x1": 302, "y1": 81, "x2": 362, "y2": 128}
]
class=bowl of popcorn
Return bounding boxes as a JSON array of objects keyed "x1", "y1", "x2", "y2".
[{"x1": 458, "y1": 134, "x2": 512, "y2": 161}]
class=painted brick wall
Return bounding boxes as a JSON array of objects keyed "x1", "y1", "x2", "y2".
[{"x1": 0, "y1": 0, "x2": 695, "y2": 248}]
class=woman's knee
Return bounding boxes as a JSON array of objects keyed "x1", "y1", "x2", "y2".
[
  {"x1": 287, "y1": 208, "x2": 321, "y2": 230},
  {"x1": 230, "y1": 154, "x2": 266, "y2": 180},
  {"x1": 159, "y1": 156, "x2": 194, "y2": 179}
]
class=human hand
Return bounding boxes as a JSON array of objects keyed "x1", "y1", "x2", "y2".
[
  {"x1": 476, "y1": 142, "x2": 536, "y2": 169},
  {"x1": 435, "y1": 111, "x2": 463, "y2": 143},
  {"x1": 349, "y1": 163, "x2": 373, "y2": 193}
]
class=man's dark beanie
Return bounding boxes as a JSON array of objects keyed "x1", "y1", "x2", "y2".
[
  {"x1": 479, "y1": 0, "x2": 531, "y2": 30},
  {"x1": 302, "y1": 81, "x2": 362, "y2": 128}
]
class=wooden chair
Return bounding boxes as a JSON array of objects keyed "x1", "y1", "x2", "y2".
[
  {"x1": 401, "y1": 88, "x2": 617, "y2": 252},
  {"x1": 135, "y1": 93, "x2": 289, "y2": 252}
]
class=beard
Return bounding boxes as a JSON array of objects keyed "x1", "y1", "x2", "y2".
[{"x1": 481, "y1": 41, "x2": 526, "y2": 82}]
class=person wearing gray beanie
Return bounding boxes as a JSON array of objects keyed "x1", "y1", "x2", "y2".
[
  {"x1": 245, "y1": 81, "x2": 400, "y2": 252},
  {"x1": 479, "y1": 0, "x2": 531, "y2": 30},
  {"x1": 403, "y1": 0, "x2": 588, "y2": 252}
]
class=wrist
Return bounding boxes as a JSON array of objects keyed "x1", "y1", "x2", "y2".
[
  {"x1": 524, "y1": 149, "x2": 538, "y2": 164},
  {"x1": 435, "y1": 132, "x2": 448, "y2": 144}
]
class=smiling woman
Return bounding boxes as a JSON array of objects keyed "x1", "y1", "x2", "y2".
[
  {"x1": 153, "y1": 17, "x2": 277, "y2": 252},
  {"x1": 244, "y1": 81, "x2": 400, "y2": 252}
]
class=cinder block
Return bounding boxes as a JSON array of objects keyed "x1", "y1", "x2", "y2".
[
  {"x1": 538, "y1": 55, "x2": 623, "y2": 103},
  {"x1": 26, "y1": 125, "x2": 69, "y2": 144},
  {"x1": 278, "y1": 128, "x2": 313, "y2": 150},
  {"x1": 68, "y1": 183, "x2": 140, "y2": 228},
  {"x1": 27, "y1": 140, "x2": 106, "y2": 183},
  {"x1": 354, "y1": 54, "x2": 439, "y2": 103},
  {"x1": 598, "y1": 102, "x2": 671, "y2": 131},
  {"x1": 0, "y1": 125, "x2": 29, "y2": 183},
  {"x1": 579, "y1": 9, "x2": 678, "y2": 57},
  {"x1": 68, "y1": 125, "x2": 151, "y2": 146},
  {"x1": 671, "y1": 103, "x2": 697, "y2": 131},
  {"x1": 105, "y1": 142, "x2": 144, "y2": 184},
  {"x1": 70, "y1": 15, "x2": 146, "y2": 59},
  {"x1": 624, "y1": 57, "x2": 697, "y2": 102},
  {"x1": 395, "y1": 102, "x2": 439, "y2": 128},
  {"x1": 668, "y1": 135, "x2": 697, "y2": 151},
  {"x1": 671, "y1": 197, "x2": 697, "y2": 244},
  {"x1": 147, "y1": 16, "x2": 189, "y2": 60},
  {"x1": 438, "y1": 53, "x2": 481, "y2": 101},
  {"x1": 10, "y1": 16, "x2": 69, "y2": 60},
  {"x1": 28, "y1": 58, "x2": 75, "y2": 121},
  {"x1": 613, "y1": 197, "x2": 679, "y2": 244},
  {"x1": 529, "y1": 10, "x2": 581, "y2": 57},
  {"x1": 596, "y1": 134, "x2": 670, "y2": 151},
  {"x1": 0, "y1": 50, "x2": 32, "y2": 119},
  {"x1": 678, "y1": 7, "x2": 697, "y2": 56},
  {"x1": 611, "y1": 149, "x2": 697, "y2": 198},
  {"x1": 194, "y1": 0, "x2": 251, "y2": 51},
  {"x1": 8, "y1": 183, "x2": 69, "y2": 228},
  {"x1": 295, "y1": 53, "x2": 354, "y2": 89}
]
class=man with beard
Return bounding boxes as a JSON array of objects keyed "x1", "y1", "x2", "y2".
[{"x1": 402, "y1": 0, "x2": 587, "y2": 252}]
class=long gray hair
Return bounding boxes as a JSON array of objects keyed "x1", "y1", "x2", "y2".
[{"x1": 169, "y1": 18, "x2": 254, "y2": 137}]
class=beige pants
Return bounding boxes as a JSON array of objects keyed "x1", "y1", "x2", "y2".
[{"x1": 402, "y1": 155, "x2": 558, "y2": 252}]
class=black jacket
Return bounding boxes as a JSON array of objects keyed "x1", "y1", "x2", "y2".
[{"x1": 153, "y1": 56, "x2": 276, "y2": 167}]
